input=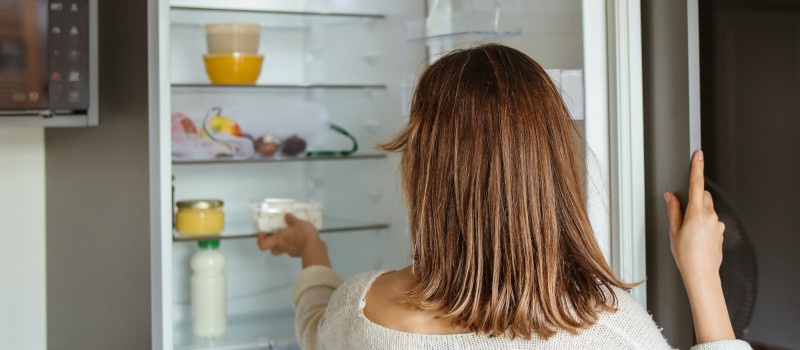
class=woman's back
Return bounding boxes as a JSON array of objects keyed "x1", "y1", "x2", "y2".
[
  {"x1": 292, "y1": 267, "x2": 748, "y2": 350},
  {"x1": 363, "y1": 267, "x2": 470, "y2": 335}
]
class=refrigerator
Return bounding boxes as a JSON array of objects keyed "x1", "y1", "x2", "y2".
[
  {"x1": 146, "y1": 0, "x2": 651, "y2": 349},
  {"x1": 37, "y1": 0, "x2": 717, "y2": 348},
  {"x1": 145, "y1": 0, "x2": 650, "y2": 349}
]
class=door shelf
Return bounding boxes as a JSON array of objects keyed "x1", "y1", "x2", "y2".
[
  {"x1": 172, "y1": 153, "x2": 386, "y2": 166},
  {"x1": 174, "y1": 309, "x2": 298, "y2": 350},
  {"x1": 171, "y1": 83, "x2": 387, "y2": 91},
  {"x1": 171, "y1": 6, "x2": 384, "y2": 30},
  {"x1": 173, "y1": 216, "x2": 389, "y2": 242}
]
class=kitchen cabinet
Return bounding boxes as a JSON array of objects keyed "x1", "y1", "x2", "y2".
[{"x1": 147, "y1": 1, "x2": 647, "y2": 349}]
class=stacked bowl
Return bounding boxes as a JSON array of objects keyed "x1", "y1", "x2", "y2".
[{"x1": 203, "y1": 23, "x2": 264, "y2": 84}]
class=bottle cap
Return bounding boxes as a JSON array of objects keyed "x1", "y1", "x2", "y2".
[{"x1": 198, "y1": 240, "x2": 220, "y2": 248}]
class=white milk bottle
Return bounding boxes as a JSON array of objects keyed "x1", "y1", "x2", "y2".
[{"x1": 191, "y1": 240, "x2": 226, "y2": 337}]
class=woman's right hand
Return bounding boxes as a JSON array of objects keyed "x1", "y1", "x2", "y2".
[
  {"x1": 664, "y1": 150, "x2": 735, "y2": 344},
  {"x1": 257, "y1": 213, "x2": 331, "y2": 268}
]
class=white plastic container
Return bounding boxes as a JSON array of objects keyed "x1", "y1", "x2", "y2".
[
  {"x1": 191, "y1": 240, "x2": 227, "y2": 338},
  {"x1": 250, "y1": 199, "x2": 323, "y2": 233}
]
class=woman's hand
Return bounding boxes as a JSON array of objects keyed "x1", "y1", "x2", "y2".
[
  {"x1": 664, "y1": 150, "x2": 725, "y2": 281},
  {"x1": 664, "y1": 150, "x2": 735, "y2": 344},
  {"x1": 257, "y1": 213, "x2": 332, "y2": 268}
]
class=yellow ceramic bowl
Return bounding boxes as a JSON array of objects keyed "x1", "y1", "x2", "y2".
[{"x1": 203, "y1": 54, "x2": 263, "y2": 84}]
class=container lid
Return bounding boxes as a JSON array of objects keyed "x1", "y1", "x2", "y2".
[
  {"x1": 204, "y1": 22, "x2": 261, "y2": 33},
  {"x1": 176, "y1": 199, "x2": 223, "y2": 209},
  {"x1": 198, "y1": 240, "x2": 220, "y2": 248}
]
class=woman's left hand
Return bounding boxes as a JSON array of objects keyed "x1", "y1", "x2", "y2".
[{"x1": 664, "y1": 150, "x2": 735, "y2": 344}]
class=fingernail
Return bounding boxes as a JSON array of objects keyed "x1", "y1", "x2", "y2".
[
  {"x1": 664, "y1": 193, "x2": 669, "y2": 203},
  {"x1": 698, "y1": 150, "x2": 704, "y2": 160}
]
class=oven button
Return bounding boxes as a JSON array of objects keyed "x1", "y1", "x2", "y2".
[
  {"x1": 69, "y1": 2, "x2": 78, "y2": 12},
  {"x1": 51, "y1": 82, "x2": 64, "y2": 93},
  {"x1": 29, "y1": 92, "x2": 40, "y2": 102},
  {"x1": 68, "y1": 71, "x2": 80, "y2": 82},
  {"x1": 52, "y1": 26, "x2": 61, "y2": 34},
  {"x1": 50, "y1": 2, "x2": 63, "y2": 11},
  {"x1": 68, "y1": 91, "x2": 80, "y2": 103},
  {"x1": 68, "y1": 26, "x2": 79, "y2": 44},
  {"x1": 11, "y1": 93, "x2": 26, "y2": 102},
  {"x1": 51, "y1": 72, "x2": 62, "y2": 81}
]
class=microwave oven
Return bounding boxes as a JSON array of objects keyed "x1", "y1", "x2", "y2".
[{"x1": 0, "y1": 0, "x2": 97, "y2": 126}]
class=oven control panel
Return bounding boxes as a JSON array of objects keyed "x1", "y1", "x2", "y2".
[{"x1": 48, "y1": 0, "x2": 90, "y2": 111}]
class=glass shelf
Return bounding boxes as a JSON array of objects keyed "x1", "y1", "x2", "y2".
[
  {"x1": 172, "y1": 153, "x2": 386, "y2": 165},
  {"x1": 172, "y1": 83, "x2": 387, "y2": 90},
  {"x1": 174, "y1": 309, "x2": 298, "y2": 350},
  {"x1": 171, "y1": 6, "x2": 384, "y2": 30},
  {"x1": 406, "y1": 11, "x2": 522, "y2": 41},
  {"x1": 173, "y1": 216, "x2": 389, "y2": 242}
]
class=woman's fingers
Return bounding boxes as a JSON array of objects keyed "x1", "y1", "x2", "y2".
[
  {"x1": 270, "y1": 246, "x2": 287, "y2": 256},
  {"x1": 665, "y1": 192, "x2": 684, "y2": 234},
  {"x1": 256, "y1": 233, "x2": 290, "y2": 256},
  {"x1": 257, "y1": 233, "x2": 290, "y2": 256},
  {"x1": 257, "y1": 232, "x2": 280, "y2": 251},
  {"x1": 689, "y1": 151, "x2": 705, "y2": 210},
  {"x1": 704, "y1": 191, "x2": 715, "y2": 210},
  {"x1": 257, "y1": 233, "x2": 269, "y2": 251},
  {"x1": 284, "y1": 212, "x2": 301, "y2": 227}
]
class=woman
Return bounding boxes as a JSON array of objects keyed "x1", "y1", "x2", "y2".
[{"x1": 257, "y1": 44, "x2": 751, "y2": 349}]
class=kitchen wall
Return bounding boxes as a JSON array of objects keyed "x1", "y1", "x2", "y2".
[
  {"x1": 0, "y1": 128, "x2": 47, "y2": 350},
  {"x1": 44, "y1": 0, "x2": 152, "y2": 348}
]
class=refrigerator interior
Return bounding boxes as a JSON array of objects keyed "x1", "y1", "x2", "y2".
[{"x1": 164, "y1": 0, "x2": 586, "y2": 349}]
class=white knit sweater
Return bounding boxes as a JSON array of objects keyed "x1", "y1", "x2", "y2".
[{"x1": 290, "y1": 266, "x2": 752, "y2": 350}]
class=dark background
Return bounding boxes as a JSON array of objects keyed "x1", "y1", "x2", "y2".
[{"x1": 700, "y1": 0, "x2": 800, "y2": 348}]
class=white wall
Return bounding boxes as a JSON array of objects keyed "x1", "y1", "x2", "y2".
[{"x1": 0, "y1": 128, "x2": 46, "y2": 349}]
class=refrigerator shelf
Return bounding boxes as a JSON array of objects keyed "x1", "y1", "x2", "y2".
[
  {"x1": 173, "y1": 216, "x2": 389, "y2": 242},
  {"x1": 172, "y1": 153, "x2": 386, "y2": 165},
  {"x1": 170, "y1": 6, "x2": 384, "y2": 30},
  {"x1": 405, "y1": 0, "x2": 522, "y2": 42},
  {"x1": 174, "y1": 309, "x2": 298, "y2": 350},
  {"x1": 406, "y1": 11, "x2": 522, "y2": 41},
  {"x1": 171, "y1": 83, "x2": 387, "y2": 90}
]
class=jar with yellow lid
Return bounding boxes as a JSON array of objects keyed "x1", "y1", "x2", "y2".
[{"x1": 176, "y1": 199, "x2": 225, "y2": 237}]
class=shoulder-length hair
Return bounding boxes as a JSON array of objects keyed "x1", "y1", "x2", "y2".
[{"x1": 377, "y1": 44, "x2": 636, "y2": 339}]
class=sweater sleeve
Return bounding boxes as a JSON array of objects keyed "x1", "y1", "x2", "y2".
[
  {"x1": 605, "y1": 287, "x2": 753, "y2": 350},
  {"x1": 691, "y1": 340, "x2": 753, "y2": 350},
  {"x1": 290, "y1": 265, "x2": 344, "y2": 350}
]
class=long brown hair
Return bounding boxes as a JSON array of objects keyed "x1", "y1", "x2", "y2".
[{"x1": 377, "y1": 44, "x2": 635, "y2": 339}]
